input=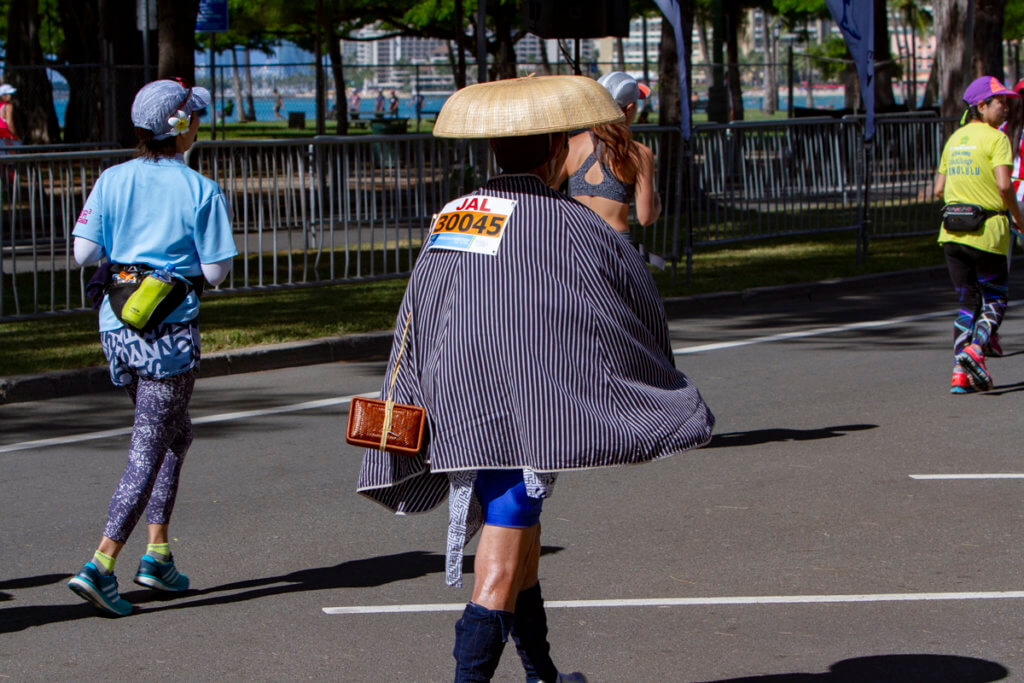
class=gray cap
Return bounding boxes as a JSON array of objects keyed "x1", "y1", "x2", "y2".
[
  {"x1": 131, "y1": 79, "x2": 210, "y2": 140},
  {"x1": 596, "y1": 71, "x2": 650, "y2": 108}
]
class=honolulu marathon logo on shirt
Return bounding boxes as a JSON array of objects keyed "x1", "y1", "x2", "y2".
[
  {"x1": 426, "y1": 195, "x2": 517, "y2": 256},
  {"x1": 947, "y1": 138, "x2": 982, "y2": 177}
]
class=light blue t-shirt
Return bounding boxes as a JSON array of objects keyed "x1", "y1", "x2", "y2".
[{"x1": 72, "y1": 156, "x2": 237, "y2": 331}]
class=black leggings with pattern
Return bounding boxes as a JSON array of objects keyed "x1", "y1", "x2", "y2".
[
  {"x1": 944, "y1": 242, "x2": 1009, "y2": 357},
  {"x1": 103, "y1": 371, "x2": 195, "y2": 543}
]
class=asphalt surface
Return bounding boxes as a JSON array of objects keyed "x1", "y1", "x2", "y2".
[{"x1": 3, "y1": 265, "x2": 1024, "y2": 681}]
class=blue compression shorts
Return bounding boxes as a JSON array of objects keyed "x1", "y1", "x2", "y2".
[{"x1": 474, "y1": 469, "x2": 543, "y2": 529}]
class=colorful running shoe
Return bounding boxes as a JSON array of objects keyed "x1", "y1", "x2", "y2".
[
  {"x1": 984, "y1": 332, "x2": 1004, "y2": 358},
  {"x1": 67, "y1": 562, "x2": 134, "y2": 617},
  {"x1": 951, "y1": 364, "x2": 974, "y2": 394},
  {"x1": 956, "y1": 343, "x2": 993, "y2": 391},
  {"x1": 134, "y1": 554, "x2": 190, "y2": 592}
]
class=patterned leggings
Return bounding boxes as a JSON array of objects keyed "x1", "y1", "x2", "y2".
[
  {"x1": 944, "y1": 242, "x2": 1009, "y2": 357},
  {"x1": 103, "y1": 371, "x2": 195, "y2": 542}
]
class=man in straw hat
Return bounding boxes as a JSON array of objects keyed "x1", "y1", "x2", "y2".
[{"x1": 356, "y1": 75, "x2": 714, "y2": 681}]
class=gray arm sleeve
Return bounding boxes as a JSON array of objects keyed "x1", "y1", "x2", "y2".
[{"x1": 201, "y1": 258, "x2": 233, "y2": 287}]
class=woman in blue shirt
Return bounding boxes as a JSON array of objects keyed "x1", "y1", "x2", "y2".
[{"x1": 67, "y1": 78, "x2": 237, "y2": 617}]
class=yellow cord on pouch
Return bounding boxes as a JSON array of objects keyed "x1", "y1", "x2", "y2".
[{"x1": 380, "y1": 312, "x2": 413, "y2": 451}]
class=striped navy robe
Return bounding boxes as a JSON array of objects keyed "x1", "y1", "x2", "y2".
[{"x1": 356, "y1": 174, "x2": 714, "y2": 585}]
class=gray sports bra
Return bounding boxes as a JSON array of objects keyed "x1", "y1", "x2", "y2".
[{"x1": 567, "y1": 134, "x2": 635, "y2": 203}]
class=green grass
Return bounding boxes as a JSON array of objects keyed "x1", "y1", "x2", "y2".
[
  {"x1": 199, "y1": 116, "x2": 436, "y2": 141},
  {"x1": 0, "y1": 233, "x2": 944, "y2": 378}
]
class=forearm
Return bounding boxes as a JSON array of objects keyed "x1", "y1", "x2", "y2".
[{"x1": 1000, "y1": 186, "x2": 1024, "y2": 229}]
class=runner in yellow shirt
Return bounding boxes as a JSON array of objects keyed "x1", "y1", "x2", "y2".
[{"x1": 932, "y1": 76, "x2": 1024, "y2": 392}]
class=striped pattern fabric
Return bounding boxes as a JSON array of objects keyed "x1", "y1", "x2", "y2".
[{"x1": 357, "y1": 174, "x2": 714, "y2": 514}]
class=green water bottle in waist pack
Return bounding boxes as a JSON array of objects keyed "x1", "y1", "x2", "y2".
[{"x1": 120, "y1": 263, "x2": 176, "y2": 329}]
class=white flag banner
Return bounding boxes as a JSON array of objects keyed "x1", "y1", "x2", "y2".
[
  {"x1": 653, "y1": 0, "x2": 691, "y2": 140},
  {"x1": 825, "y1": 0, "x2": 875, "y2": 140}
]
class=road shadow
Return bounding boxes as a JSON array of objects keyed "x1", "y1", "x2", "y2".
[
  {"x1": 0, "y1": 547, "x2": 564, "y2": 631},
  {"x1": 707, "y1": 424, "x2": 877, "y2": 449},
  {"x1": 699, "y1": 653, "x2": 1008, "y2": 682},
  {"x1": 0, "y1": 573, "x2": 69, "y2": 591},
  {"x1": 984, "y1": 380, "x2": 1024, "y2": 396}
]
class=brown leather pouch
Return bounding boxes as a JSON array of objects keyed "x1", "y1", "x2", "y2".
[
  {"x1": 345, "y1": 311, "x2": 425, "y2": 456},
  {"x1": 346, "y1": 396, "x2": 425, "y2": 456}
]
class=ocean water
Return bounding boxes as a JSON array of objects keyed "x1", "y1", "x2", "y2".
[{"x1": 52, "y1": 92, "x2": 852, "y2": 128}]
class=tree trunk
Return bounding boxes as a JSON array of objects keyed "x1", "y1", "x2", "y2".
[
  {"x1": 101, "y1": 0, "x2": 146, "y2": 147},
  {"x1": 873, "y1": 0, "x2": 897, "y2": 110},
  {"x1": 762, "y1": 24, "x2": 776, "y2": 115},
  {"x1": 230, "y1": 50, "x2": 249, "y2": 122},
  {"x1": 5, "y1": 0, "x2": 61, "y2": 143},
  {"x1": 157, "y1": 0, "x2": 199, "y2": 81},
  {"x1": 697, "y1": 21, "x2": 713, "y2": 94},
  {"x1": 328, "y1": 28, "x2": 348, "y2": 135},
  {"x1": 933, "y1": 0, "x2": 969, "y2": 119},
  {"x1": 658, "y1": 12, "x2": 681, "y2": 128},
  {"x1": 539, "y1": 40, "x2": 553, "y2": 75},
  {"x1": 243, "y1": 49, "x2": 256, "y2": 120},
  {"x1": 490, "y1": 8, "x2": 518, "y2": 80},
  {"x1": 973, "y1": 0, "x2": 1004, "y2": 78},
  {"x1": 921, "y1": 59, "x2": 939, "y2": 109},
  {"x1": 724, "y1": 0, "x2": 743, "y2": 121},
  {"x1": 616, "y1": 38, "x2": 626, "y2": 71},
  {"x1": 56, "y1": 0, "x2": 103, "y2": 143},
  {"x1": 453, "y1": 0, "x2": 467, "y2": 89}
]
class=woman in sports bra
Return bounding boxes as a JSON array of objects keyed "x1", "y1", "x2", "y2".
[{"x1": 556, "y1": 71, "x2": 661, "y2": 233}]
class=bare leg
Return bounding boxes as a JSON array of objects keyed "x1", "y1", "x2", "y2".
[{"x1": 471, "y1": 524, "x2": 540, "y2": 612}]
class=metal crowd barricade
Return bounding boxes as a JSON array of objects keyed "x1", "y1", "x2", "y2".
[
  {"x1": 0, "y1": 114, "x2": 953, "y2": 320},
  {"x1": 687, "y1": 117, "x2": 862, "y2": 248},
  {"x1": 0, "y1": 148, "x2": 134, "y2": 318},
  {"x1": 184, "y1": 134, "x2": 477, "y2": 290}
]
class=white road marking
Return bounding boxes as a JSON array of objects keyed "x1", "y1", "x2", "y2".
[
  {"x1": 672, "y1": 309, "x2": 950, "y2": 355},
  {"x1": 673, "y1": 299, "x2": 1024, "y2": 356},
  {"x1": 0, "y1": 393, "x2": 369, "y2": 454},
  {"x1": 910, "y1": 474, "x2": 1024, "y2": 480},
  {"x1": 5, "y1": 302, "x2": 1012, "y2": 454},
  {"x1": 323, "y1": 590, "x2": 1024, "y2": 615}
]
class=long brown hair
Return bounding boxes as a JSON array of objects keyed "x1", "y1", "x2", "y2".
[
  {"x1": 1006, "y1": 96, "x2": 1024, "y2": 162},
  {"x1": 591, "y1": 120, "x2": 642, "y2": 184}
]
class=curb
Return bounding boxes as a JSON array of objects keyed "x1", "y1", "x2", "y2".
[
  {"x1": 0, "y1": 330, "x2": 393, "y2": 405},
  {"x1": 0, "y1": 265, "x2": 953, "y2": 405}
]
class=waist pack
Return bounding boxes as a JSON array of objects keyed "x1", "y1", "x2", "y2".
[
  {"x1": 941, "y1": 203, "x2": 1004, "y2": 233},
  {"x1": 98, "y1": 263, "x2": 204, "y2": 333}
]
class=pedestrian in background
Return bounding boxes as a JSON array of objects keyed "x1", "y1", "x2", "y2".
[
  {"x1": 348, "y1": 88, "x2": 361, "y2": 119},
  {"x1": 273, "y1": 89, "x2": 283, "y2": 121},
  {"x1": 932, "y1": 76, "x2": 1024, "y2": 393},
  {"x1": 357, "y1": 75, "x2": 713, "y2": 681},
  {"x1": 0, "y1": 83, "x2": 19, "y2": 146},
  {"x1": 388, "y1": 89, "x2": 399, "y2": 117},
  {"x1": 67, "y1": 78, "x2": 238, "y2": 617}
]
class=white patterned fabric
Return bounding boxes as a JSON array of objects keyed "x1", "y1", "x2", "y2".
[{"x1": 101, "y1": 321, "x2": 200, "y2": 386}]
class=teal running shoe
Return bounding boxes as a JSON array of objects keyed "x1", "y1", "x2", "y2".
[
  {"x1": 67, "y1": 562, "x2": 133, "y2": 617},
  {"x1": 133, "y1": 554, "x2": 190, "y2": 592}
]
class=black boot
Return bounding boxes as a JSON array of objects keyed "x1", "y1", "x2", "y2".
[
  {"x1": 510, "y1": 583, "x2": 559, "y2": 683},
  {"x1": 453, "y1": 601, "x2": 513, "y2": 682}
]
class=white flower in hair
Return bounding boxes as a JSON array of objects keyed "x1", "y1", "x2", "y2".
[{"x1": 167, "y1": 109, "x2": 190, "y2": 136}]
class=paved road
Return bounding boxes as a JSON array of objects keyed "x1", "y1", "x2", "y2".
[{"x1": 3, "y1": 273, "x2": 1024, "y2": 681}]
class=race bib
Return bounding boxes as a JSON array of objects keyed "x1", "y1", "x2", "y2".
[{"x1": 425, "y1": 195, "x2": 517, "y2": 256}]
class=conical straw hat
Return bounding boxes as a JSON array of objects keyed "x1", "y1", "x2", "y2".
[{"x1": 433, "y1": 75, "x2": 625, "y2": 138}]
